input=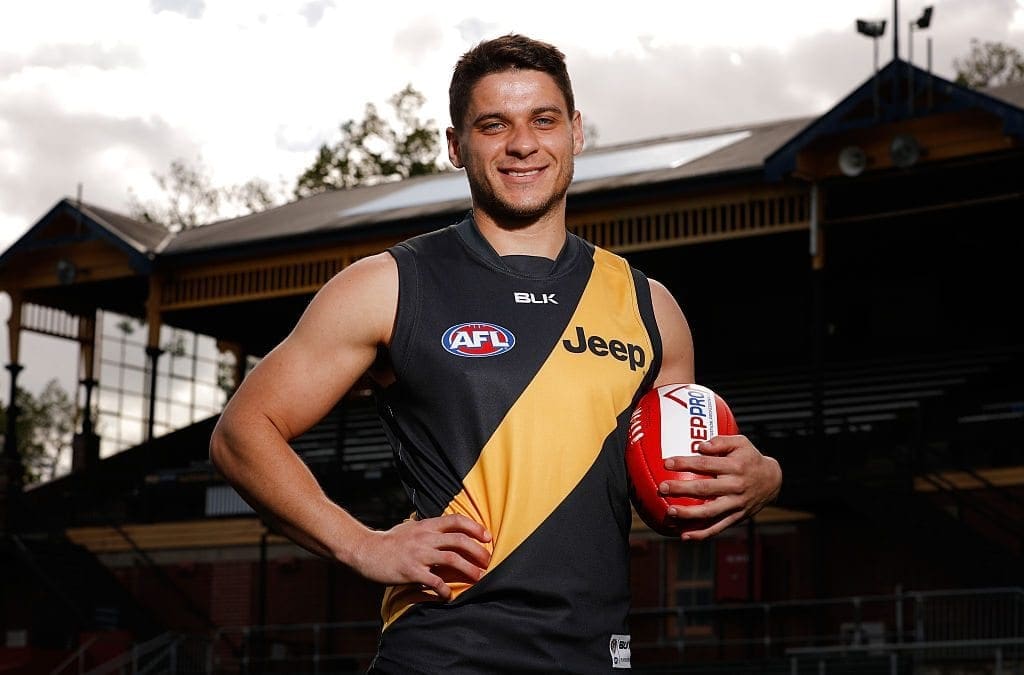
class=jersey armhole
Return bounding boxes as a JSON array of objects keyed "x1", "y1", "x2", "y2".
[
  {"x1": 387, "y1": 245, "x2": 420, "y2": 377},
  {"x1": 631, "y1": 266, "x2": 663, "y2": 394}
]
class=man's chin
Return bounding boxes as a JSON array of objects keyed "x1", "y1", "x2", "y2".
[{"x1": 472, "y1": 193, "x2": 565, "y2": 230}]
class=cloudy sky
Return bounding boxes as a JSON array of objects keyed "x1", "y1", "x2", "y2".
[{"x1": 1, "y1": 0, "x2": 1023, "y2": 397}]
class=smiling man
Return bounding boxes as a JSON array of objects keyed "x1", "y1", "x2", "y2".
[{"x1": 210, "y1": 34, "x2": 781, "y2": 673}]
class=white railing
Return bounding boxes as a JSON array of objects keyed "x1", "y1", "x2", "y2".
[{"x1": 70, "y1": 586, "x2": 1024, "y2": 673}]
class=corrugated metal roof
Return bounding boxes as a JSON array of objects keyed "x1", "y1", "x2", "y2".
[
  {"x1": 0, "y1": 198, "x2": 169, "y2": 275},
  {"x1": 162, "y1": 117, "x2": 808, "y2": 256},
  {"x1": 987, "y1": 82, "x2": 1024, "y2": 108},
  {"x1": 14, "y1": 80, "x2": 1023, "y2": 262},
  {"x1": 77, "y1": 200, "x2": 172, "y2": 254}
]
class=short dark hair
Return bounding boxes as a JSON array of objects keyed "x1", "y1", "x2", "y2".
[{"x1": 449, "y1": 33, "x2": 575, "y2": 130}]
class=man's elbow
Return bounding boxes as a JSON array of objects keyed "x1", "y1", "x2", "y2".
[{"x1": 209, "y1": 418, "x2": 237, "y2": 476}]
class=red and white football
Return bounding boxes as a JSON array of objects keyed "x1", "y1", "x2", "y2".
[{"x1": 626, "y1": 383, "x2": 740, "y2": 537}]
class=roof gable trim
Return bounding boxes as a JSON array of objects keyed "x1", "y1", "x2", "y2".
[{"x1": 764, "y1": 59, "x2": 1024, "y2": 181}]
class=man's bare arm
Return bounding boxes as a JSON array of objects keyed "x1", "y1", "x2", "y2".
[
  {"x1": 650, "y1": 279, "x2": 695, "y2": 387},
  {"x1": 648, "y1": 278, "x2": 782, "y2": 540},
  {"x1": 210, "y1": 253, "x2": 490, "y2": 599}
]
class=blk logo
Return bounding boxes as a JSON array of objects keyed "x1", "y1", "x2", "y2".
[
  {"x1": 442, "y1": 323, "x2": 516, "y2": 358},
  {"x1": 514, "y1": 292, "x2": 557, "y2": 304}
]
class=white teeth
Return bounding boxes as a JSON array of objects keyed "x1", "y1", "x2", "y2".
[{"x1": 507, "y1": 169, "x2": 540, "y2": 177}]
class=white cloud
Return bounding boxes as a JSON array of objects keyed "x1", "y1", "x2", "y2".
[{"x1": 0, "y1": 0, "x2": 1022, "y2": 402}]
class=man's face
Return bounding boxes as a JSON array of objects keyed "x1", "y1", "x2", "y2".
[{"x1": 447, "y1": 69, "x2": 584, "y2": 227}]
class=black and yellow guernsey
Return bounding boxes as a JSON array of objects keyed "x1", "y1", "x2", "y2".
[{"x1": 370, "y1": 215, "x2": 662, "y2": 674}]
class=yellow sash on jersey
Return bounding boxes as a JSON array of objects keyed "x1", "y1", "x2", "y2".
[{"x1": 382, "y1": 247, "x2": 654, "y2": 627}]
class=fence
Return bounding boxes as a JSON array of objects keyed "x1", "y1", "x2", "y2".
[{"x1": 79, "y1": 586, "x2": 1024, "y2": 674}]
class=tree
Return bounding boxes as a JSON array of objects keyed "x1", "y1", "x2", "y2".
[
  {"x1": 0, "y1": 380, "x2": 76, "y2": 484},
  {"x1": 128, "y1": 157, "x2": 287, "y2": 232},
  {"x1": 294, "y1": 84, "x2": 445, "y2": 197},
  {"x1": 582, "y1": 121, "x2": 600, "y2": 150},
  {"x1": 953, "y1": 39, "x2": 1024, "y2": 88}
]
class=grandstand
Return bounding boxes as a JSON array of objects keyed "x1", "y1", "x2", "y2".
[{"x1": 1, "y1": 60, "x2": 1022, "y2": 673}]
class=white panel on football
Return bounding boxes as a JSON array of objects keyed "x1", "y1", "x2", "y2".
[{"x1": 657, "y1": 384, "x2": 719, "y2": 460}]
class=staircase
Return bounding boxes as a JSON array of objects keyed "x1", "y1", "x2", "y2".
[
  {"x1": 0, "y1": 532, "x2": 163, "y2": 675},
  {"x1": 706, "y1": 347, "x2": 1024, "y2": 581}
]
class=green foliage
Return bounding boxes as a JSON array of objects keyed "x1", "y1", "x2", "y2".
[
  {"x1": 128, "y1": 157, "x2": 286, "y2": 232},
  {"x1": 953, "y1": 39, "x2": 1024, "y2": 88},
  {"x1": 0, "y1": 379, "x2": 76, "y2": 484},
  {"x1": 129, "y1": 84, "x2": 444, "y2": 227},
  {"x1": 582, "y1": 121, "x2": 600, "y2": 150},
  {"x1": 294, "y1": 84, "x2": 445, "y2": 197},
  {"x1": 163, "y1": 330, "x2": 188, "y2": 358}
]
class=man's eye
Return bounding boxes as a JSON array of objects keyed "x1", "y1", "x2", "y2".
[
  {"x1": 481, "y1": 122, "x2": 504, "y2": 133},
  {"x1": 535, "y1": 117, "x2": 555, "y2": 126}
]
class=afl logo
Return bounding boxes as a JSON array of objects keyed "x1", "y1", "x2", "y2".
[{"x1": 442, "y1": 323, "x2": 516, "y2": 358}]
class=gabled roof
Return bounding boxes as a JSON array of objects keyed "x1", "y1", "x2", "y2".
[
  {"x1": 0, "y1": 198, "x2": 170, "y2": 275},
  {"x1": 160, "y1": 116, "x2": 812, "y2": 257},
  {"x1": 985, "y1": 81, "x2": 1024, "y2": 109},
  {"x1": 7, "y1": 75, "x2": 1023, "y2": 266},
  {"x1": 77, "y1": 200, "x2": 173, "y2": 254},
  {"x1": 765, "y1": 59, "x2": 1024, "y2": 181}
]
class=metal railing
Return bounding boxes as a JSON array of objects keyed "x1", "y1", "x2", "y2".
[
  {"x1": 628, "y1": 586, "x2": 1024, "y2": 658},
  {"x1": 67, "y1": 586, "x2": 1024, "y2": 674},
  {"x1": 85, "y1": 632, "x2": 181, "y2": 675},
  {"x1": 204, "y1": 620, "x2": 381, "y2": 674},
  {"x1": 787, "y1": 637, "x2": 1024, "y2": 674},
  {"x1": 50, "y1": 635, "x2": 100, "y2": 675}
]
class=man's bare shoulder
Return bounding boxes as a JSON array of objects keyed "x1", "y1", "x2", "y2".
[
  {"x1": 320, "y1": 251, "x2": 397, "y2": 296},
  {"x1": 293, "y1": 251, "x2": 399, "y2": 348}
]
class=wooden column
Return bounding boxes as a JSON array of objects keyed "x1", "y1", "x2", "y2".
[
  {"x1": 72, "y1": 311, "x2": 100, "y2": 471},
  {"x1": 144, "y1": 276, "x2": 164, "y2": 442},
  {"x1": 2, "y1": 292, "x2": 25, "y2": 530},
  {"x1": 809, "y1": 184, "x2": 829, "y2": 606},
  {"x1": 809, "y1": 183, "x2": 827, "y2": 480}
]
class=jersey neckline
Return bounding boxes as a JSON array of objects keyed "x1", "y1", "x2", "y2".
[{"x1": 453, "y1": 213, "x2": 584, "y2": 280}]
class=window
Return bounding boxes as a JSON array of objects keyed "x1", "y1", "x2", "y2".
[{"x1": 669, "y1": 539, "x2": 715, "y2": 637}]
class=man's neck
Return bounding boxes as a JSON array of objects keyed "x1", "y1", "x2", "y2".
[{"x1": 473, "y1": 209, "x2": 568, "y2": 260}]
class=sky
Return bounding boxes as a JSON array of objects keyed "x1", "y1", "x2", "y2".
[{"x1": 1, "y1": 0, "x2": 1023, "y2": 399}]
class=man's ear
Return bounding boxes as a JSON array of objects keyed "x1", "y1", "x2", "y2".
[
  {"x1": 446, "y1": 127, "x2": 464, "y2": 169},
  {"x1": 571, "y1": 111, "x2": 584, "y2": 156}
]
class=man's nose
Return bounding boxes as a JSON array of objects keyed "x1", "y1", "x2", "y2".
[{"x1": 506, "y1": 124, "x2": 539, "y2": 158}]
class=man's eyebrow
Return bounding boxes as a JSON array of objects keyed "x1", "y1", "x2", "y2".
[
  {"x1": 470, "y1": 106, "x2": 566, "y2": 127},
  {"x1": 470, "y1": 111, "x2": 506, "y2": 126},
  {"x1": 529, "y1": 105, "x2": 564, "y2": 117}
]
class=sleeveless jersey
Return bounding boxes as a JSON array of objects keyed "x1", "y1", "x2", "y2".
[{"x1": 370, "y1": 215, "x2": 662, "y2": 674}]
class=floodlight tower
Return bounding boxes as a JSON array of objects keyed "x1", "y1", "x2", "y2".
[
  {"x1": 909, "y1": 6, "x2": 933, "y2": 64},
  {"x1": 857, "y1": 19, "x2": 887, "y2": 71},
  {"x1": 908, "y1": 6, "x2": 934, "y2": 112},
  {"x1": 856, "y1": 18, "x2": 887, "y2": 120}
]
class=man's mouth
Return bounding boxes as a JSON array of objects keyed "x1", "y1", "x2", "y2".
[{"x1": 501, "y1": 168, "x2": 543, "y2": 177}]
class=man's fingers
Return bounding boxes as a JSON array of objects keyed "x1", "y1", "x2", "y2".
[
  {"x1": 431, "y1": 549, "x2": 489, "y2": 584},
  {"x1": 373, "y1": 515, "x2": 495, "y2": 600},
  {"x1": 435, "y1": 514, "x2": 492, "y2": 542},
  {"x1": 422, "y1": 570, "x2": 453, "y2": 601},
  {"x1": 661, "y1": 475, "x2": 743, "y2": 500},
  {"x1": 663, "y1": 436, "x2": 747, "y2": 471},
  {"x1": 437, "y1": 532, "x2": 492, "y2": 568},
  {"x1": 678, "y1": 510, "x2": 744, "y2": 540},
  {"x1": 694, "y1": 435, "x2": 744, "y2": 456}
]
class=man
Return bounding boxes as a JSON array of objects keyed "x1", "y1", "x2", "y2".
[{"x1": 210, "y1": 34, "x2": 781, "y2": 673}]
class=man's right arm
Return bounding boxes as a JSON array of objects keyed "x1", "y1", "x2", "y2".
[{"x1": 209, "y1": 252, "x2": 491, "y2": 600}]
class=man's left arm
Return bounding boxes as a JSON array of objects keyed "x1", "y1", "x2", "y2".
[{"x1": 648, "y1": 279, "x2": 783, "y2": 540}]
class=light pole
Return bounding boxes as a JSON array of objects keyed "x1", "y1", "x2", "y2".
[
  {"x1": 908, "y1": 6, "x2": 934, "y2": 113},
  {"x1": 857, "y1": 19, "x2": 887, "y2": 120}
]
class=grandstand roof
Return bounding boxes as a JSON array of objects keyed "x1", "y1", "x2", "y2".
[
  {"x1": 4, "y1": 73, "x2": 1023, "y2": 271},
  {"x1": 158, "y1": 115, "x2": 812, "y2": 257}
]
